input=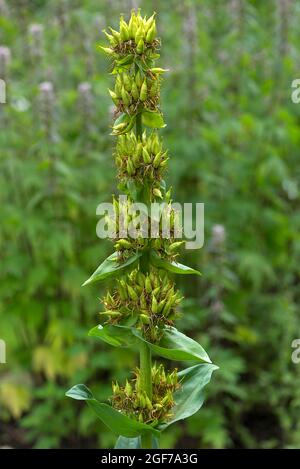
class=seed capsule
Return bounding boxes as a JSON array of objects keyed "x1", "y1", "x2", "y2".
[
  {"x1": 113, "y1": 122, "x2": 127, "y2": 131},
  {"x1": 145, "y1": 276, "x2": 152, "y2": 294},
  {"x1": 151, "y1": 295, "x2": 158, "y2": 314},
  {"x1": 146, "y1": 23, "x2": 156, "y2": 42},
  {"x1": 131, "y1": 81, "x2": 139, "y2": 100},
  {"x1": 150, "y1": 68, "x2": 168, "y2": 74},
  {"x1": 169, "y1": 241, "x2": 185, "y2": 253},
  {"x1": 140, "y1": 80, "x2": 147, "y2": 101},
  {"x1": 135, "y1": 25, "x2": 143, "y2": 44},
  {"x1": 122, "y1": 73, "x2": 131, "y2": 92},
  {"x1": 140, "y1": 313, "x2": 150, "y2": 325},
  {"x1": 142, "y1": 147, "x2": 151, "y2": 164},
  {"x1": 127, "y1": 285, "x2": 138, "y2": 301},
  {"x1": 117, "y1": 238, "x2": 132, "y2": 249},
  {"x1": 125, "y1": 380, "x2": 132, "y2": 396},
  {"x1": 108, "y1": 89, "x2": 118, "y2": 105},
  {"x1": 128, "y1": 13, "x2": 138, "y2": 38},
  {"x1": 140, "y1": 294, "x2": 147, "y2": 309},
  {"x1": 126, "y1": 159, "x2": 134, "y2": 176},
  {"x1": 109, "y1": 27, "x2": 121, "y2": 43},
  {"x1": 136, "y1": 38, "x2": 145, "y2": 54},
  {"x1": 153, "y1": 151, "x2": 163, "y2": 168},
  {"x1": 121, "y1": 87, "x2": 131, "y2": 107},
  {"x1": 99, "y1": 311, "x2": 121, "y2": 317},
  {"x1": 120, "y1": 18, "x2": 130, "y2": 41},
  {"x1": 135, "y1": 71, "x2": 143, "y2": 88},
  {"x1": 157, "y1": 298, "x2": 166, "y2": 313},
  {"x1": 145, "y1": 14, "x2": 156, "y2": 31},
  {"x1": 145, "y1": 396, "x2": 153, "y2": 410},
  {"x1": 103, "y1": 30, "x2": 116, "y2": 46},
  {"x1": 98, "y1": 46, "x2": 114, "y2": 55},
  {"x1": 153, "y1": 188, "x2": 163, "y2": 199}
]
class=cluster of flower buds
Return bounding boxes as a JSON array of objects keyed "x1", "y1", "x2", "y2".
[
  {"x1": 109, "y1": 68, "x2": 164, "y2": 115},
  {"x1": 105, "y1": 196, "x2": 183, "y2": 259},
  {"x1": 111, "y1": 363, "x2": 180, "y2": 424},
  {"x1": 101, "y1": 268, "x2": 183, "y2": 341},
  {"x1": 101, "y1": 10, "x2": 159, "y2": 60},
  {"x1": 115, "y1": 130, "x2": 168, "y2": 185}
]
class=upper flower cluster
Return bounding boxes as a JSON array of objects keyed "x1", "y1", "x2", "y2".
[{"x1": 101, "y1": 10, "x2": 159, "y2": 62}]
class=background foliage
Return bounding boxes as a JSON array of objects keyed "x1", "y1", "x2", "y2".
[{"x1": 1, "y1": 0, "x2": 300, "y2": 449}]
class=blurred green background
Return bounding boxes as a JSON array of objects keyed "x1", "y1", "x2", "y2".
[{"x1": 1, "y1": 0, "x2": 300, "y2": 449}]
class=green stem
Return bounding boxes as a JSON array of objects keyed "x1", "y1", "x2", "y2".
[
  {"x1": 140, "y1": 342, "x2": 153, "y2": 449},
  {"x1": 136, "y1": 112, "x2": 142, "y2": 139},
  {"x1": 134, "y1": 84, "x2": 153, "y2": 449},
  {"x1": 141, "y1": 432, "x2": 153, "y2": 449},
  {"x1": 139, "y1": 341, "x2": 152, "y2": 399}
]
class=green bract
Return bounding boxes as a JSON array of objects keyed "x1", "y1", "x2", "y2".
[{"x1": 66, "y1": 9, "x2": 217, "y2": 449}]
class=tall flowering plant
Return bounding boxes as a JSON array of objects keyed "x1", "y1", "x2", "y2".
[{"x1": 66, "y1": 10, "x2": 217, "y2": 449}]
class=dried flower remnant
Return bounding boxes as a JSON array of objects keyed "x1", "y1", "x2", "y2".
[
  {"x1": 28, "y1": 23, "x2": 44, "y2": 59},
  {"x1": 38, "y1": 81, "x2": 56, "y2": 142}
]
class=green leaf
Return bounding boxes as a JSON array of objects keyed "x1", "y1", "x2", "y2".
[
  {"x1": 160, "y1": 363, "x2": 218, "y2": 430},
  {"x1": 88, "y1": 324, "x2": 136, "y2": 347},
  {"x1": 114, "y1": 435, "x2": 159, "y2": 449},
  {"x1": 113, "y1": 113, "x2": 130, "y2": 127},
  {"x1": 82, "y1": 251, "x2": 142, "y2": 286},
  {"x1": 91, "y1": 323, "x2": 211, "y2": 363},
  {"x1": 116, "y1": 54, "x2": 134, "y2": 66},
  {"x1": 65, "y1": 384, "x2": 93, "y2": 400},
  {"x1": 150, "y1": 251, "x2": 201, "y2": 276},
  {"x1": 142, "y1": 111, "x2": 166, "y2": 129},
  {"x1": 134, "y1": 327, "x2": 211, "y2": 363},
  {"x1": 65, "y1": 385, "x2": 159, "y2": 438},
  {"x1": 133, "y1": 326, "x2": 211, "y2": 363},
  {"x1": 115, "y1": 436, "x2": 141, "y2": 449}
]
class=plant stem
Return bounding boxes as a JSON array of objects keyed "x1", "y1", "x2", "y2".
[
  {"x1": 136, "y1": 112, "x2": 142, "y2": 139},
  {"x1": 140, "y1": 342, "x2": 153, "y2": 449},
  {"x1": 141, "y1": 432, "x2": 153, "y2": 449},
  {"x1": 135, "y1": 86, "x2": 153, "y2": 449},
  {"x1": 140, "y1": 340, "x2": 152, "y2": 399}
]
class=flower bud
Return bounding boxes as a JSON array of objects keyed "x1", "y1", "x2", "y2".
[
  {"x1": 153, "y1": 188, "x2": 163, "y2": 199},
  {"x1": 139, "y1": 80, "x2": 147, "y2": 101},
  {"x1": 151, "y1": 295, "x2": 158, "y2": 314},
  {"x1": 130, "y1": 81, "x2": 139, "y2": 100},
  {"x1": 108, "y1": 88, "x2": 119, "y2": 105},
  {"x1": 121, "y1": 87, "x2": 131, "y2": 106},
  {"x1": 142, "y1": 147, "x2": 151, "y2": 164},
  {"x1": 135, "y1": 70, "x2": 143, "y2": 88},
  {"x1": 146, "y1": 23, "x2": 156, "y2": 42},
  {"x1": 123, "y1": 73, "x2": 132, "y2": 92},
  {"x1": 140, "y1": 313, "x2": 150, "y2": 325},
  {"x1": 127, "y1": 285, "x2": 139, "y2": 301},
  {"x1": 120, "y1": 17, "x2": 130, "y2": 41},
  {"x1": 136, "y1": 38, "x2": 145, "y2": 54}
]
